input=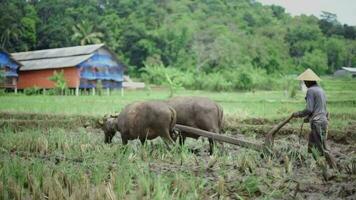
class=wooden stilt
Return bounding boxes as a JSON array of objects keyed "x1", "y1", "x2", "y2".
[{"x1": 13, "y1": 78, "x2": 17, "y2": 94}]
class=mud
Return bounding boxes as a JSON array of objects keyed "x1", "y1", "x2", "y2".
[
  {"x1": 1, "y1": 111, "x2": 356, "y2": 199},
  {"x1": 223, "y1": 114, "x2": 356, "y2": 144},
  {"x1": 145, "y1": 134, "x2": 356, "y2": 199}
]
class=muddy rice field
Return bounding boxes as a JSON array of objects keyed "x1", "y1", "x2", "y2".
[
  {"x1": 1, "y1": 81, "x2": 356, "y2": 199},
  {"x1": 1, "y1": 109, "x2": 355, "y2": 200}
]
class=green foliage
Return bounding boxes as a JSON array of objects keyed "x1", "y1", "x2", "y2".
[
  {"x1": 48, "y1": 70, "x2": 68, "y2": 95},
  {"x1": 0, "y1": 0, "x2": 355, "y2": 90},
  {"x1": 24, "y1": 86, "x2": 41, "y2": 96},
  {"x1": 141, "y1": 64, "x2": 293, "y2": 91},
  {"x1": 301, "y1": 49, "x2": 328, "y2": 74},
  {"x1": 96, "y1": 80, "x2": 103, "y2": 96},
  {"x1": 164, "y1": 71, "x2": 182, "y2": 97},
  {"x1": 289, "y1": 86, "x2": 298, "y2": 99},
  {"x1": 71, "y1": 20, "x2": 103, "y2": 45},
  {"x1": 242, "y1": 176, "x2": 261, "y2": 196},
  {"x1": 0, "y1": 89, "x2": 6, "y2": 96}
]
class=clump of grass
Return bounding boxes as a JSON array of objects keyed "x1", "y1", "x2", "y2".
[
  {"x1": 35, "y1": 136, "x2": 48, "y2": 154},
  {"x1": 241, "y1": 176, "x2": 261, "y2": 197},
  {"x1": 7, "y1": 178, "x2": 22, "y2": 200},
  {"x1": 236, "y1": 152, "x2": 258, "y2": 174},
  {"x1": 344, "y1": 157, "x2": 356, "y2": 175},
  {"x1": 216, "y1": 176, "x2": 226, "y2": 197}
]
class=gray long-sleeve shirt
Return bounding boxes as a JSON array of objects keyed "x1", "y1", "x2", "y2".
[{"x1": 296, "y1": 84, "x2": 328, "y2": 122}]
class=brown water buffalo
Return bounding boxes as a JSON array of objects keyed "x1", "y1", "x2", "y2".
[
  {"x1": 102, "y1": 101, "x2": 177, "y2": 148},
  {"x1": 102, "y1": 117, "x2": 118, "y2": 143},
  {"x1": 167, "y1": 96, "x2": 223, "y2": 154}
]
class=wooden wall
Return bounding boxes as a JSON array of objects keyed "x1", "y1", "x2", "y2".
[{"x1": 17, "y1": 67, "x2": 79, "y2": 89}]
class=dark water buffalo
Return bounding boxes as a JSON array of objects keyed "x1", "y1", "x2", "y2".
[
  {"x1": 167, "y1": 96, "x2": 223, "y2": 154},
  {"x1": 102, "y1": 101, "x2": 177, "y2": 148}
]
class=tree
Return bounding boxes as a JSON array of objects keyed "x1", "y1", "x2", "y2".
[
  {"x1": 0, "y1": 1, "x2": 38, "y2": 51},
  {"x1": 270, "y1": 5, "x2": 285, "y2": 19},
  {"x1": 320, "y1": 11, "x2": 338, "y2": 24},
  {"x1": 71, "y1": 21, "x2": 103, "y2": 45},
  {"x1": 325, "y1": 37, "x2": 346, "y2": 72},
  {"x1": 301, "y1": 50, "x2": 328, "y2": 74},
  {"x1": 319, "y1": 11, "x2": 344, "y2": 37},
  {"x1": 48, "y1": 70, "x2": 68, "y2": 95}
]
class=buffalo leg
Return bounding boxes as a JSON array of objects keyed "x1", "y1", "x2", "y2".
[
  {"x1": 208, "y1": 127, "x2": 220, "y2": 155},
  {"x1": 179, "y1": 134, "x2": 186, "y2": 146},
  {"x1": 208, "y1": 138, "x2": 214, "y2": 155},
  {"x1": 162, "y1": 129, "x2": 176, "y2": 150},
  {"x1": 140, "y1": 138, "x2": 146, "y2": 145},
  {"x1": 121, "y1": 136, "x2": 128, "y2": 145},
  {"x1": 104, "y1": 131, "x2": 115, "y2": 143}
]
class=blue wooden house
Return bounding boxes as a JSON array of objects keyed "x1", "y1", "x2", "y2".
[{"x1": 0, "y1": 50, "x2": 22, "y2": 91}]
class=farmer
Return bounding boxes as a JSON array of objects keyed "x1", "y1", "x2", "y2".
[{"x1": 292, "y1": 68, "x2": 337, "y2": 168}]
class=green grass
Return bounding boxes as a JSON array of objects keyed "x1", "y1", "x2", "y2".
[
  {"x1": 1, "y1": 127, "x2": 354, "y2": 199},
  {"x1": 1, "y1": 85, "x2": 355, "y2": 118},
  {"x1": 0, "y1": 77, "x2": 356, "y2": 199}
]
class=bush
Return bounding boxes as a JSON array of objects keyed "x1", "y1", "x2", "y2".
[
  {"x1": 48, "y1": 70, "x2": 68, "y2": 95},
  {"x1": 96, "y1": 80, "x2": 103, "y2": 96},
  {"x1": 237, "y1": 72, "x2": 253, "y2": 90},
  {"x1": 24, "y1": 86, "x2": 41, "y2": 95},
  {"x1": 140, "y1": 64, "x2": 300, "y2": 92},
  {"x1": 0, "y1": 89, "x2": 6, "y2": 96},
  {"x1": 201, "y1": 73, "x2": 233, "y2": 91},
  {"x1": 140, "y1": 64, "x2": 168, "y2": 85}
]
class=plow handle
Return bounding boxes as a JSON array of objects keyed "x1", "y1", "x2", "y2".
[{"x1": 265, "y1": 114, "x2": 294, "y2": 147}]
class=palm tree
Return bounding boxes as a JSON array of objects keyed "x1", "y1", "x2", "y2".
[
  {"x1": 0, "y1": 25, "x2": 22, "y2": 49},
  {"x1": 71, "y1": 21, "x2": 104, "y2": 45}
]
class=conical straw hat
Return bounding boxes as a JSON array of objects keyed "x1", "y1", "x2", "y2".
[{"x1": 297, "y1": 68, "x2": 321, "y2": 81}]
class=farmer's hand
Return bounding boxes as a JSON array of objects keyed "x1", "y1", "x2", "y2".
[{"x1": 292, "y1": 112, "x2": 300, "y2": 118}]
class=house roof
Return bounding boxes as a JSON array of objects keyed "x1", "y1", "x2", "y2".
[
  {"x1": 11, "y1": 44, "x2": 105, "y2": 71},
  {"x1": 19, "y1": 54, "x2": 93, "y2": 71},
  {"x1": 342, "y1": 67, "x2": 356, "y2": 73},
  {"x1": 0, "y1": 49, "x2": 23, "y2": 67}
]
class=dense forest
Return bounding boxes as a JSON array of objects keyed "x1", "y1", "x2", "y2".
[{"x1": 1, "y1": 0, "x2": 356, "y2": 90}]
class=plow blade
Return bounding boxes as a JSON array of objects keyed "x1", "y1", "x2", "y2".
[
  {"x1": 175, "y1": 124, "x2": 263, "y2": 151},
  {"x1": 264, "y1": 115, "x2": 294, "y2": 147}
]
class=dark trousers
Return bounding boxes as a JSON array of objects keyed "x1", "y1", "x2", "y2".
[{"x1": 308, "y1": 120, "x2": 328, "y2": 154}]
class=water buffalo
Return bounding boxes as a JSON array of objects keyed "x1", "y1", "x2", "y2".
[
  {"x1": 102, "y1": 101, "x2": 177, "y2": 148},
  {"x1": 167, "y1": 96, "x2": 223, "y2": 154}
]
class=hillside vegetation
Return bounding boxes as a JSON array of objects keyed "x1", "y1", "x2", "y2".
[{"x1": 1, "y1": 0, "x2": 356, "y2": 90}]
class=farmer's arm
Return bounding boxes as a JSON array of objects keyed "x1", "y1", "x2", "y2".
[{"x1": 293, "y1": 90, "x2": 314, "y2": 118}]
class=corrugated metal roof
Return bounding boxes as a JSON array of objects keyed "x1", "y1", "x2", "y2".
[
  {"x1": 342, "y1": 67, "x2": 356, "y2": 73},
  {"x1": 12, "y1": 44, "x2": 104, "y2": 61},
  {"x1": 19, "y1": 54, "x2": 93, "y2": 71}
]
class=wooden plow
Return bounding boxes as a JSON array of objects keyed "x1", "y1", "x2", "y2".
[{"x1": 175, "y1": 114, "x2": 294, "y2": 152}]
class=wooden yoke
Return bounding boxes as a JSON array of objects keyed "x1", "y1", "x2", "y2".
[
  {"x1": 175, "y1": 124, "x2": 263, "y2": 151},
  {"x1": 264, "y1": 114, "x2": 294, "y2": 148}
]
